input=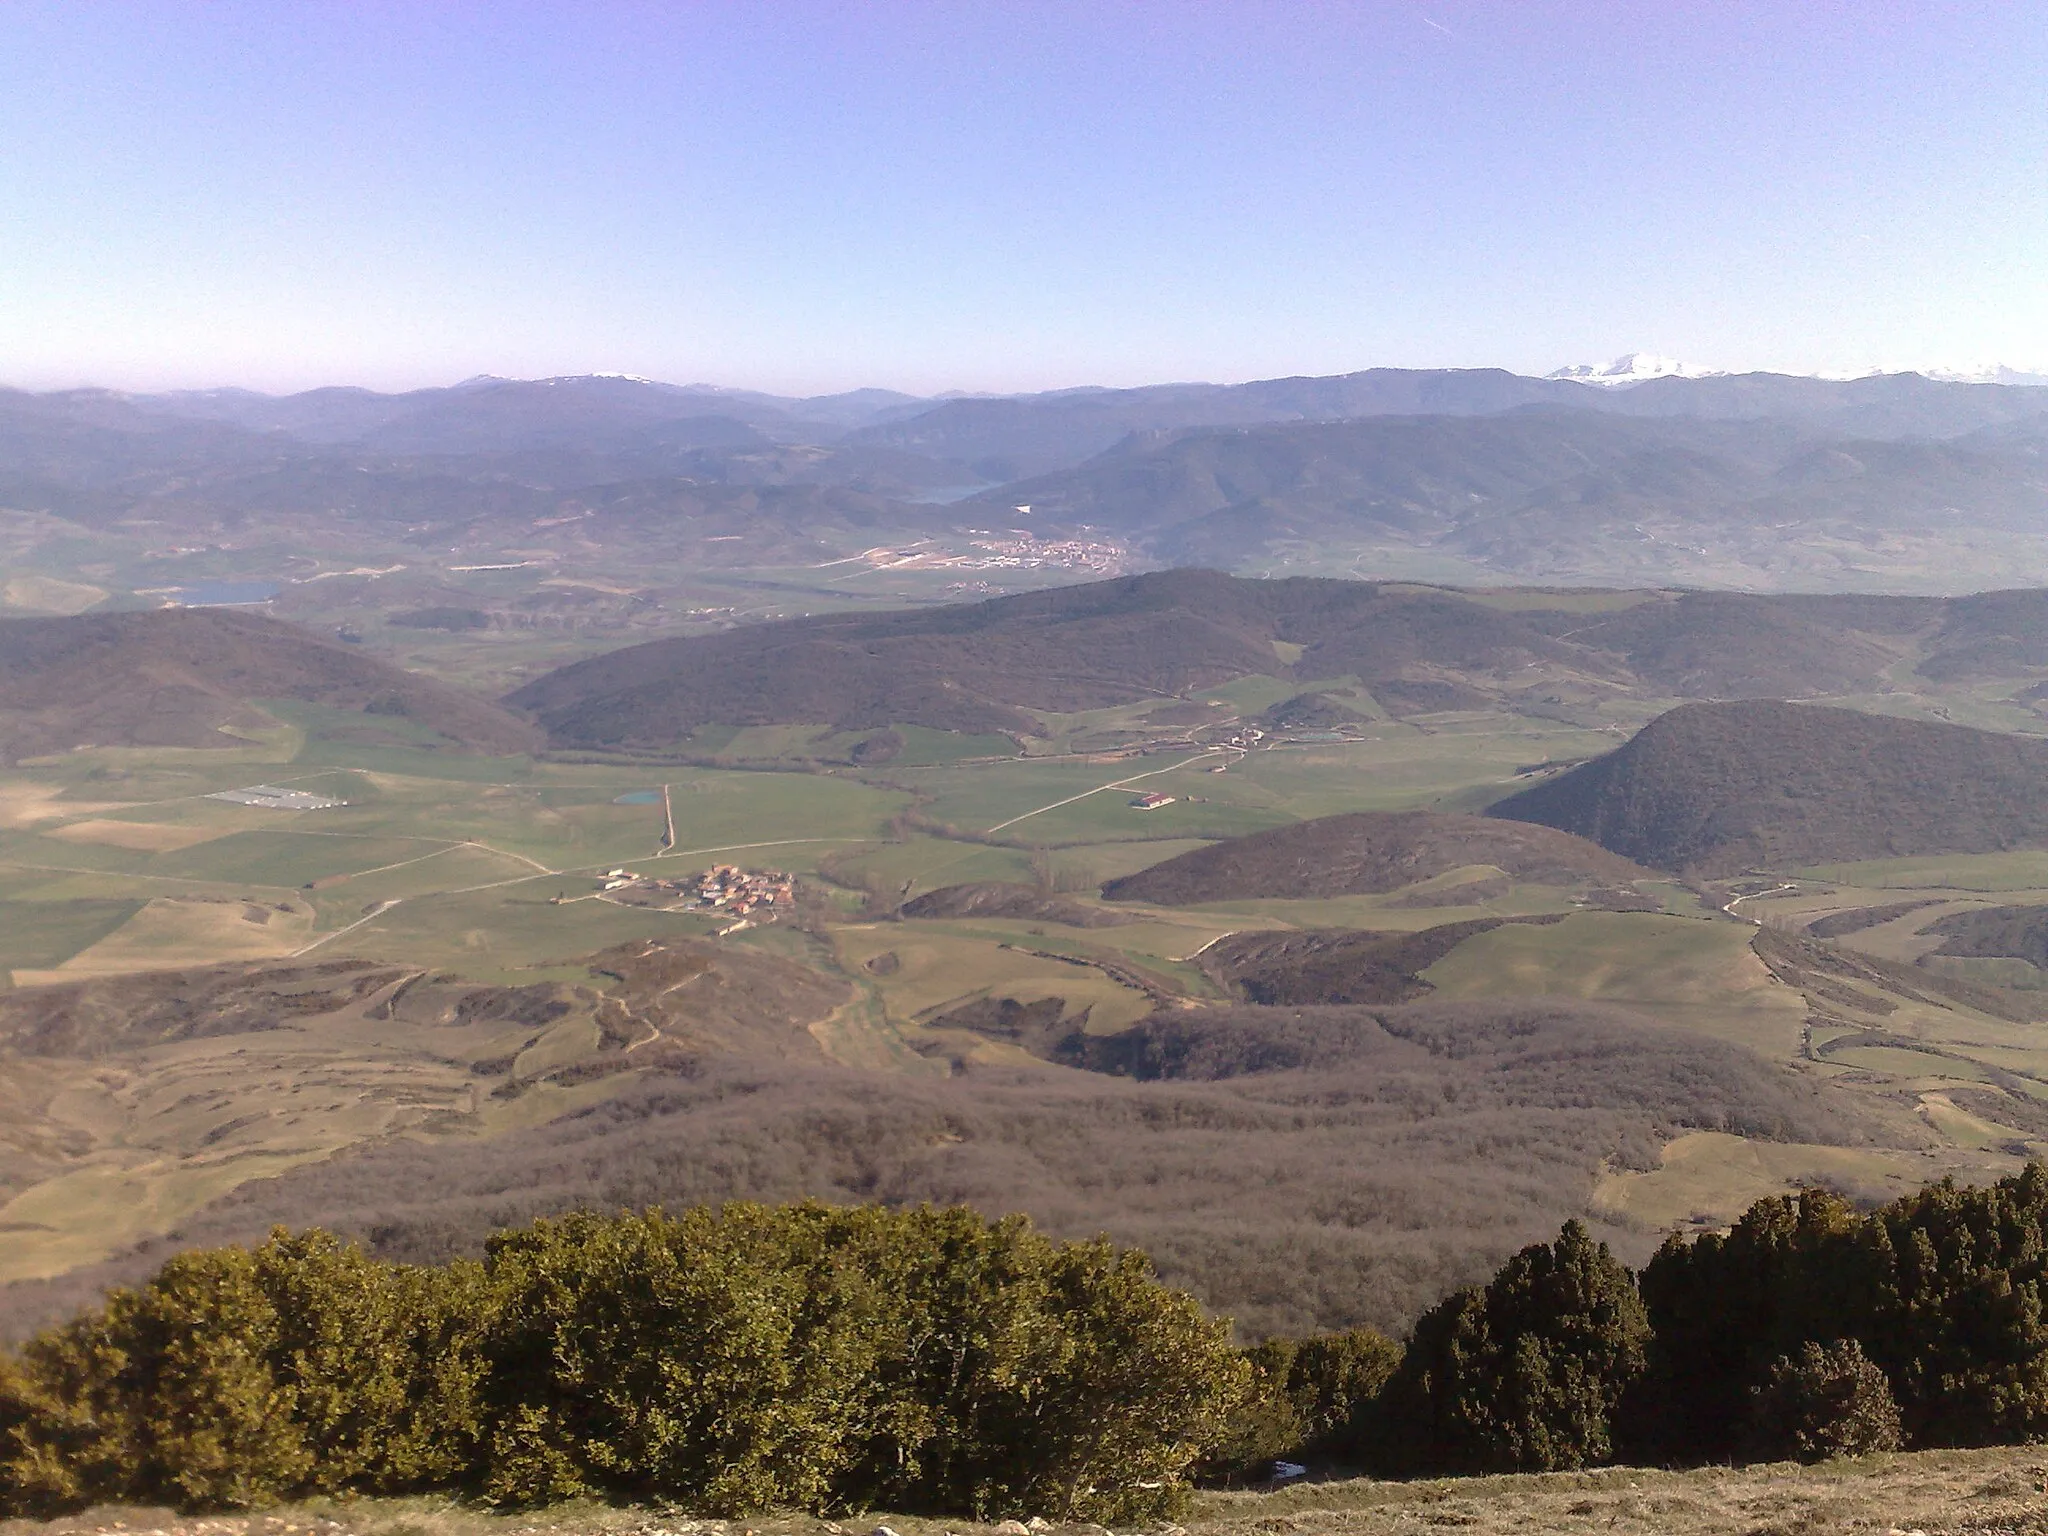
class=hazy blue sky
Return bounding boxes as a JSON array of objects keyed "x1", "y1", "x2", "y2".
[{"x1": 2, "y1": 2, "x2": 2043, "y2": 394}]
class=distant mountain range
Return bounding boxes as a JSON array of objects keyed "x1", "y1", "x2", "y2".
[
  {"x1": 1546, "y1": 354, "x2": 2048, "y2": 390},
  {"x1": 7, "y1": 363, "x2": 2048, "y2": 592}
]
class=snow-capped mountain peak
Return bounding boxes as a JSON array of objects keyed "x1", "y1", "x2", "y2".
[
  {"x1": 1922, "y1": 364, "x2": 2048, "y2": 387},
  {"x1": 1546, "y1": 353, "x2": 1722, "y2": 388}
]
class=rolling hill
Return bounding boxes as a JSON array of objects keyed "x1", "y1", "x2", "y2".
[
  {"x1": 0, "y1": 608, "x2": 539, "y2": 762},
  {"x1": 1193, "y1": 919, "x2": 1564, "y2": 1005},
  {"x1": 504, "y1": 570, "x2": 2048, "y2": 752},
  {"x1": 969, "y1": 409, "x2": 2048, "y2": 577},
  {"x1": 504, "y1": 569, "x2": 1295, "y2": 745},
  {"x1": 1100, "y1": 810, "x2": 1645, "y2": 905},
  {"x1": 1489, "y1": 700, "x2": 2048, "y2": 874}
]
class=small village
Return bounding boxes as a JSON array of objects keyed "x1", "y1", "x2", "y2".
[{"x1": 590, "y1": 863, "x2": 797, "y2": 931}]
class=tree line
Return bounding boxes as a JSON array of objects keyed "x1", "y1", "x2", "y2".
[
  {"x1": 1222, "y1": 1164, "x2": 2048, "y2": 1480},
  {"x1": 11, "y1": 1168, "x2": 2048, "y2": 1520}
]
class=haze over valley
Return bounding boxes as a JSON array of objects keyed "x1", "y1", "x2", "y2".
[
  {"x1": 13, "y1": 3, "x2": 2048, "y2": 1522},
  {"x1": 8, "y1": 363, "x2": 2048, "y2": 688}
]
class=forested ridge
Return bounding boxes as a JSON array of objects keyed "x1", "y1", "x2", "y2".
[{"x1": 14, "y1": 1170, "x2": 2048, "y2": 1520}]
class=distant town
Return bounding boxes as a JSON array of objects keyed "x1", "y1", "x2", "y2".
[{"x1": 827, "y1": 528, "x2": 1130, "y2": 577}]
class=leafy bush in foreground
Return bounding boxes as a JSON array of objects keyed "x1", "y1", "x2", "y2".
[
  {"x1": 1203, "y1": 1325, "x2": 1402, "y2": 1481},
  {"x1": 0, "y1": 1229, "x2": 488, "y2": 1514},
  {"x1": 0, "y1": 1205, "x2": 1244, "y2": 1521}
]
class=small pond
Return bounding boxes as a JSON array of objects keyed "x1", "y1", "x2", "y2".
[{"x1": 173, "y1": 581, "x2": 281, "y2": 605}]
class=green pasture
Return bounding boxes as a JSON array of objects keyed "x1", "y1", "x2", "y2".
[
  {"x1": 1453, "y1": 586, "x2": 1658, "y2": 614},
  {"x1": 1022, "y1": 699, "x2": 1200, "y2": 751},
  {"x1": 886, "y1": 726, "x2": 1019, "y2": 764},
  {"x1": 1161, "y1": 881, "x2": 1589, "y2": 933},
  {"x1": 317, "y1": 882, "x2": 698, "y2": 981},
  {"x1": 885, "y1": 718, "x2": 1620, "y2": 843},
  {"x1": 820, "y1": 836, "x2": 1039, "y2": 898},
  {"x1": 260, "y1": 698, "x2": 512, "y2": 759},
  {"x1": 994, "y1": 788, "x2": 1290, "y2": 847},
  {"x1": 1191, "y1": 672, "x2": 1319, "y2": 714},
  {"x1": 829, "y1": 922, "x2": 1157, "y2": 1035},
  {"x1": 1046, "y1": 839, "x2": 1218, "y2": 888},
  {"x1": 299, "y1": 846, "x2": 552, "y2": 928},
  {"x1": 1816, "y1": 685, "x2": 2048, "y2": 740},
  {"x1": 1919, "y1": 1093, "x2": 2038, "y2": 1152},
  {"x1": 0, "y1": 898, "x2": 145, "y2": 978},
  {"x1": 1797, "y1": 852, "x2": 2048, "y2": 891},
  {"x1": 1421, "y1": 911, "x2": 1810, "y2": 1058},
  {"x1": 1824, "y1": 1045, "x2": 1992, "y2": 1084},
  {"x1": 1921, "y1": 953, "x2": 2048, "y2": 991},
  {"x1": 1197, "y1": 727, "x2": 1618, "y2": 817},
  {"x1": 0, "y1": 747, "x2": 907, "y2": 975},
  {"x1": 889, "y1": 752, "x2": 1215, "y2": 833},
  {"x1": 819, "y1": 834, "x2": 1229, "y2": 904},
  {"x1": 938, "y1": 916, "x2": 1226, "y2": 1000},
  {"x1": 147, "y1": 831, "x2": 442, "y2": 885}
]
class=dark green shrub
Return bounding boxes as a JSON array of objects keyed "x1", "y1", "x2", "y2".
[
  {"x1": 0, "y1": 1230, "x2": 488, "y2": 1512},
  {"x1": 0, "y1": 1204, "x2": 1244, "y2": 1521},
  {"x1": 1748, "y1": 1339, "x2": 1902, "y2": 1462},
  {"x1": 1636, "y1": 1167, "x2": 2048, "y2": 1458},
  {"x1": 1630, "y1": 1188, "x2": 1855, "y2": 1462},
  {"x1": 475, "y1": 1203, "x2": 1250, "y2": 1520},
  {"x1": 1382, "y1": 1220, "x2": 1648, "y2": 1473},
  {"x1": 1198, "y1": 1355, "x2": 1307, "y2": 1485},
  {"x1": 1202, "y1": 1325, "x2": 1402, "y2": 1482},
  {"x1": 1856, "y1": 1165, "x2": 2048, "y2": 1447},
  {"x1": 1287, "y1": 1327, "x2": 1403, "y2": 1454}
]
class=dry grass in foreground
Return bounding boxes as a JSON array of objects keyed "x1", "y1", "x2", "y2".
[{"x1": 7, "y1": 1447, "x2": 2048, "y2": 1536}]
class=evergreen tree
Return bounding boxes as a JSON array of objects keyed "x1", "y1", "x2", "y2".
[
  {"x1": 1382, "y1": 1221, "x2": 1647, "y2": 1473},
  {"x1": 1631, "y1": 1188, "x2": 1854, "y2": 1461},
  {"x1": 1748, "y1": 1339, "x2": 1901, "y2": 1463},
  {"x1": 1857, "y1": 1165, "x2": 2048, "y2": 1447}
]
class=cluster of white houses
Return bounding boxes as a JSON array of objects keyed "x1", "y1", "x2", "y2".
[{"x1": 597, "y1": 864, "x2": 796, "y2": 922}]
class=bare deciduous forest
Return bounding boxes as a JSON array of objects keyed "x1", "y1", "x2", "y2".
[{"x1": 0, "y1": 999, "x2": 1914, "y2": 1344}]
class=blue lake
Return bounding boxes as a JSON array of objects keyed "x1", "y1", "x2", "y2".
[
  {"x1": 613, "y1": 790, "x2": 663, "y2": 805},
  {"x1": 175, "y1": 581, "x2": 281, "y2": 605}
]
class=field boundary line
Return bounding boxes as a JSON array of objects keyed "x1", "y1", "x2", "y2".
[
  {"x1": 0, "y1": 858, "x2": 302, "y2": 895},
  {"x1": 983, "y1": 751, "x2": 1223, "y2": 834},
  {"x1": 292, "y1": 899, "x2": 402, "y2": 956}
]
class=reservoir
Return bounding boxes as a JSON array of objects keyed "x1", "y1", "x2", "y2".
[{"x1": 172, "y1": 580, "x2": 281, "y2": 605}]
